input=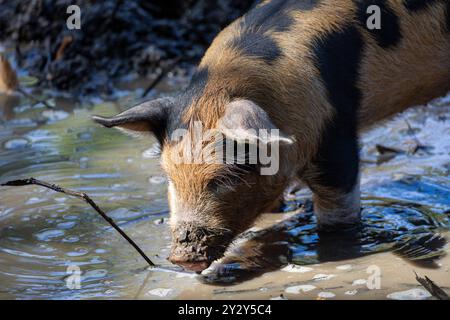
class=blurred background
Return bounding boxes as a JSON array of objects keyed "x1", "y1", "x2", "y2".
[{"x1": 0, "y1": 0, "x2": 255, "y2": 97}]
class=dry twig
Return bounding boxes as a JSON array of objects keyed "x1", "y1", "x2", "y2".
[
  {"x1": 1, "y1": 177, "x2": 156, "y2": 267},
  {"x1": 415, "y1": 272, "x2": 450, "y2": 300}
]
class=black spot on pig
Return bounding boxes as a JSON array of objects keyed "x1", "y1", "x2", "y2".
[
  {"x1": 186, "y1": 67, "x2": 210, "y2": 98},
  {"x1": 244, "y1": 0, "x2": 322, "y2": 33},
  {"x1": 356, "y1": 0, "x2": 402, "y2": 48},
  {"x1": 247, "y1": 0, "x2": 293, "y2": 32},
  {"x1": 310, "y1": 25, "x2": 363, "y2": 192},
  {"x1": 403, "y1": 0, "x2": 440, "y2": 12},
  {"x1": 167, "y1": 67, "x2": 210, "y2": 134},
  {"x1": 230, "y1": 33, "x2": 282, "y2": 64}
]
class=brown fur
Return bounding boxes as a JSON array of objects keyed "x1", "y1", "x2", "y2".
[
  {"x1": 95, "y1": 0, "x2": 450, "y2": 270},
  {"x1": 173, "y1": 0, "x2": 448, "y2": 222}
]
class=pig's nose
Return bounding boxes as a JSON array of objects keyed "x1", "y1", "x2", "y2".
[{"x1": 169, "y1": 256, "x2": 211, "y2": 273}]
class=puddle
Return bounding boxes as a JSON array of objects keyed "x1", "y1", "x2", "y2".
[{"x1": 0, "y1": 90, "x2": 449, "y2": 299}]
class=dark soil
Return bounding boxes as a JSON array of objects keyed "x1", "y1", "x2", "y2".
[{"x1": 0, "y1": 0, "x2": 255, "y2": 97}]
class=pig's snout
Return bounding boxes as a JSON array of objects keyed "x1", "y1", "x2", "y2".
[{"x1": 168, "y1": 223, "x2": 234, "y2": 273}]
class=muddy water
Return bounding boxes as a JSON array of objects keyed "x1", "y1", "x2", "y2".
[{"x1": 0, "y1": 90, "x2": 449, "y2": 300}]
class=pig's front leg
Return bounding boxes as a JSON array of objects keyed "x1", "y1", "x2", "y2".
[{"x1": 302, "y1": 130, "x2": 361, "y2": 230}]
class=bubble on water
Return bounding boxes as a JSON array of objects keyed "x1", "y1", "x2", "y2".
[
  {"x1": 63, "y1": 214, "x2": 78, "y2": 221},
  {"x1": 57, "y1": 221, "x2": 76, "y2": 229},
  {"x1": 318, "y1": 292, "x2": 336, "y2": 299},
  {"x1": 62, "y1": 236, "x2": 80, "y2": 243},
  {"x1": 282, "y1": 264, "x2": 314, "y2": 273},
  {"x1": 146, "y1": 288, "x2": 174, "y2": 298},
  {"x1": 34, "y1": 229, "x2": 65, "y2": 241},
  {"x1": 37, "y1": 244, "x2": 57, "y2": 253},
  {"x1": 345, "y1": 290, "x2": 358, "y2": 296},
  {"x1": 54, "y1": 197, "x2": 67, "y2": 204},
  {"x1": 142, "y1": 143, "x2": 161, "y2": 159},
  {"x1": 352, "y1": 279, "x2": 367, "y2": 286},
  {"x1": 336, "y1": 264, "x2": 353, "y2": 271},
  {"x1": 149, "y1": 176, "x2": 166, "y2": 185},
  {"x1": 387, "y1": 289, "x2": 432, "y2": 300},
  {"x1": 90, "y1": 257, "x2": 106, "y2": 264},
  {"x1": 66, "y1": 248, "x2": 89, "y2": 257},
  {"x1": 312, "y1": 274, "x2": 336, "y2": 281},
  {"x1": 42, "y1": 110, "x2": 69, "y2": 122},
  {"x1": 285, "y1": 285, "x2": 316, "y2": 294},
  {"x1": 83, "y1": 269, "x2": 108, "y2": 281},
  {"x1": 4, "y1": 138, "x2": 30, "y2": 150}
]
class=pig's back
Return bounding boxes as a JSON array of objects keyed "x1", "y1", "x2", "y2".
[{"x1": 199, "y1": 0, "x2": 450, "y2": 133}]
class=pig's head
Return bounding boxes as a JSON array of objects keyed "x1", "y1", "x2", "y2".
[{"x1": 93, "y1": 96, "x2": 295, "y2": 272}]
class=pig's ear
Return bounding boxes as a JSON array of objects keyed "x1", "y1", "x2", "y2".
[
  {"x1": 218, "y1": 99, "x2": 294, "y2": 145},
  {"x1": 92, "y1": 98, "x2": 172, "y2": 142}
]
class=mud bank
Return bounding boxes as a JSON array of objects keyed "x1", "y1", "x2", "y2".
[{"x1": 0, "y1": 0, "x2": 255, "y2": 96}]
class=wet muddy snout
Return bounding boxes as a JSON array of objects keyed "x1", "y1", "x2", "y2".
[{"x1": 168, "y1": 222, "x2": 234, "y2": 273}]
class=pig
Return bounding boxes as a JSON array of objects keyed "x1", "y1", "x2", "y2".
[{"x1": 93, "y1": 0, "x2": 450, "y2": 272}]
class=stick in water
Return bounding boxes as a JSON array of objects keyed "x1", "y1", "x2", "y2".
[{"x1": 1, "y1": 177, "x2": 156, "y2": 267}]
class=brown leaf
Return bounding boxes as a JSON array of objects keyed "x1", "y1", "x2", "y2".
[
  {"x1": 55, "y1": 35, "x2": 73, "y2": 61},
  {"x1": 0, "y1": 53, "x2": 19, "y2": 94}
]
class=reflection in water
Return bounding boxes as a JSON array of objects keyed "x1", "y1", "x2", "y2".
[
  {"x1": 202, "y1": 180, "x2": 449, "y2": 285},
  {"x1": 0, "y1": 97, "x2": 170, "y2": 299},
  {"x1": 0, "y1": 92, "x2": 449, "y2": 298}
]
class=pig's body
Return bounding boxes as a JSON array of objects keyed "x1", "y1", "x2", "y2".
[{"x1": 94, "y1": 0, "x2": 450, "y2": 272}]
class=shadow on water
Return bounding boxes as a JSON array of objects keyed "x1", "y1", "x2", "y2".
[{"x1": 201, "y1": 176, "x2": 450, "y2": 285}]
